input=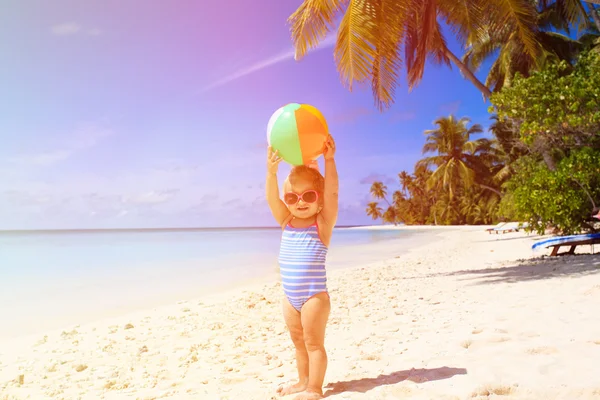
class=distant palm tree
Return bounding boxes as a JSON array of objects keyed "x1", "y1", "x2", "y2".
[
  {"x1": 383, "y1": 206, "x2": 399, "y2": 225},
  {"x1": 392, "y1": 190, "x2": 405, "y2": 206},
  {"x1": 398, "y1": 171, "x2": 412, "y2": 197},
  {"x1": 417, "y1": 115, "x2": 493, "y2": 200},
  {"x1": 366, "y1": 202, "x2": 383, "y2": 222},
  {"x1": 488, "y1": 115, "x2": 528, "y2": 185},
  {"x1": 370, "y1": 182, "x2": 391, "y2": 206}
]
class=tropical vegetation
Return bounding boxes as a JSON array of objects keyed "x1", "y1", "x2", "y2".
[{"x1": 287, "y1": 0, "x2": 600, "y2": 234}]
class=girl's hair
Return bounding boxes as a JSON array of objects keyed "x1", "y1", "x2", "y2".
[{"x1": 288, "y1": 165, "x2": 325, "y2": 195}]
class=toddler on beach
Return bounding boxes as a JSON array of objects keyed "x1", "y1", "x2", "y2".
[{"x1": 265, "y1": 135, "x2": 338, "y2": 400}]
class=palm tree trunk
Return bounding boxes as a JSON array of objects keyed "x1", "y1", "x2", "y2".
[
  {"x1": 479, "y1": 184, "x2": 503, "y2": 197},
  {"x1": 443, "y1": 47, "x2": 493, "y2": 99}
]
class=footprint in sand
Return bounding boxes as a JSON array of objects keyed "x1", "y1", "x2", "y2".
[
  {"x1": 471, "y1": 384, "x2": 516, "y2": 397},
  {"x1": 385, "y1": 385, "x2": 415, "y2": 397},
  {"x1": 488, "y1": 336, "x2": 511, "y2": 343},
  {"x1": 520, "y1": 331, "x2": 540, "y2": 339},
  {"x1": 526, "y1": 346, "x2": 558, "y2": 355},
  {"x1": 583, "y1": 285, "x2": 600, "y2": 296}
]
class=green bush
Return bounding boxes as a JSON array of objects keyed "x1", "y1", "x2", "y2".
[
  {"x1": 490, "y1": 51, "x2": 600, "y2": 148},
  {"x1": 501, "y1": 147, "x2": 600, "y2": 235}
]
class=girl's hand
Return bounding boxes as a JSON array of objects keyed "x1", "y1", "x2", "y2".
[
  {"x1": 267, "y1": 146, "x2": 283, "y2": 174},
  {"x1": 323, "y1": 135, "x2": 336, "y2": 160}
]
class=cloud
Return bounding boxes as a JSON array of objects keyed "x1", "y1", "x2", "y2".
[
  {"x1": 439, "y1": 100, "x2": 461, "y2": 115},
  {"x1": 359, "y1": 173, "x2": 395, "y2": 185},
  {"x1": 51, "y1": 22, "x2": 81, "y2": 36},
  {"x1": 51, "y1": 22, "x2": 102, "y2": 37},
  {"x1": 201, "y1": 33, "x2": 337, "y2": 93},
  {"x1": 223, "y1": 198, "x2": 242, "y2": 207},
  {"x1": 2, "y1": 190, "x2": 54, "y2": 206},
  {"x1": 87, "y1": 28, "x2": 102, "y2": 36},
  {"x1": 8, "y1": 123, "x2": 115, "y2": 167},
  {"x1": 122, "y1": 190, "x2": 179, "y2": 205}
]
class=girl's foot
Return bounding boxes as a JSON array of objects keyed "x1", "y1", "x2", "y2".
[
  {"x1": 294, "y1": 390, "x2": 324, "y2": 400},
  {"x1": 277, "y1": 381, "x2": 307, "y2": 396}
]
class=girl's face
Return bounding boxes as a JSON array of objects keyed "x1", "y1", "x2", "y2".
[{"x1": 283, "y1": 176, "x2": 321, "y2": 219}]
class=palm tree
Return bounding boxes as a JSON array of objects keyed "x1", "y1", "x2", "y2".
[
  {"x1": 392, "y1": 190, "x2": 405, "y2": 206},
  {"x1": 288, "y1": 0, "x2": 541, "y2": 109},
  {"x1": 463, "y1": 2, "x2": 600, "y2": 92},
  {"x1": 487, "y1": 115, "x2": 529, "y2": 184},
  {"x1": 369, "y1": 181, "x2": 391, "y2": 206},
  {"x1": 416, "y1": 115, "x2": 494, "y2": 200},
  {"x1": 366, "y1": 202, "x2": 383, "y2": 222},
  {"x1": 398, "y1": 171, "x2": 412, "y2": 197},
  {"x1": 383, "y1": 206, "x2": 399, "y2": 225}
]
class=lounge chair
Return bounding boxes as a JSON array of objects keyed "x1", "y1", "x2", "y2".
[
  {"x1": 492, "y1": 222, "x2": 521, "y2": 234},
  {"x1": 532, "y1": 233, "x2": 600, "y2": 256},
  {"x1": 486, "y1": 222, "x2": 506, "y2": 234}
]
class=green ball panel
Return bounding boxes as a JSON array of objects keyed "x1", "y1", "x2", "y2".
[{"x1": 269, "y1": 110, "x2": 303, "y2": 166}]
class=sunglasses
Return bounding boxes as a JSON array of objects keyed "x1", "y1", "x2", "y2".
[{"x1": 283, "y1": 190, "x2": 319, "y2": 205}]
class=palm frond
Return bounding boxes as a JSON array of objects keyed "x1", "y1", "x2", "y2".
[
  {"x1": 457, "y1": 159, "x2": 476, "y2": 187},
  {"x1": 370, "y1": 0, "x2": 408, "y2": 110},
  {"x1": 406, "y1": 0, "x2": 441, "y2": 88},
  {"x1": 439, "y1": 0, "x2": 487, "y2": 45},
  {"x1": 335, "y1": 0, "x2": 378, "y2": 89},
  {"x1": 490, "y1": 0, "x2": 540, "y2": 60},
  {"x1": 426, "y1": 164, "x2": 446, "y2": 191},
  {"x1": 288, "y1": 0, "x2": 346, "y2": 60},
  {"x1": 539, "y1": 31, "x2": 584, "y2": 62},
  {"x1": 417, "y1": 155, "x2": 445, "y2": 168},
  {"x1": 429, "y1": 19, "x2": 452, "y2": 67},
  {"x1": 538, "y1": 2, "x2": 571, "y2": 33},
  {"x1": 467, "y1": 123, "x2": 484, "y2": 135},
  {"x1": 462, "y1": 32, "x2": 502, "y2": 72},
  {"x1": 555, "y1": 0, "x2": 589, "y2": 33},
  {"x1": 485, "y1": 58, "x2": 505, "y2": 91}
]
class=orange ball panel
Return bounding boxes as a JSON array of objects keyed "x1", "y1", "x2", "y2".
[{"x1": 294, "y1": 107, "x2": 329, "y2": 164}]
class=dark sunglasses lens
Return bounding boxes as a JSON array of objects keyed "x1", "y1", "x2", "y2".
[
  {"x1": 284, "y1": 193, "x2": 298, "y2": 204},
  {"x1": 302, "y1": 191, "x2": 317, "y2": 203}
]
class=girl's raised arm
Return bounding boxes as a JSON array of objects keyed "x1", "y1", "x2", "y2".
[
  {"x1": 265, "y1": 147, "x2": 290, "y2": 226},
  {"x1": 320, "y1": 136, "x2": 338, "y2": 227}
]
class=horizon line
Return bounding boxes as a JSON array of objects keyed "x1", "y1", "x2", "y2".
[{"x1": 0, "y1": 224, "x2": 386, "y2": 234}]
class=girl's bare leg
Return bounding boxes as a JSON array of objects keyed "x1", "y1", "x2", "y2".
[
  {"x1": 277, "y1": 298, "x2": 309, "y2": 396},
  {"x1": 295, "y1": 292, "x2": 330, "y2": 400}
]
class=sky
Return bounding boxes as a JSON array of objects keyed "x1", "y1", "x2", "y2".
[{"x1": 0, "y1": 0, "x2": 496, "y2": 230}]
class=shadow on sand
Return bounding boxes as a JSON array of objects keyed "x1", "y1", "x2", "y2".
[
  {"x1": 324, "y1": 366, "x2": 467, "y2": 397},
  {"x1": 447, "y1": 253, "x2": 600, "y2": 285},
  {"x1": 478, "y1": 234, "x2": 545, "y2": 242}
]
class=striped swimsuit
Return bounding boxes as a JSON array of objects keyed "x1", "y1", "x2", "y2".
[{"x1": 278, "y1": 222, "x2": 328, "y2": 311}]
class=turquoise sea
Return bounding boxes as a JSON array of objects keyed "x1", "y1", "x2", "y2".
[{"x1": 0, "y1": 226, "x2": 434, "y2": 338}]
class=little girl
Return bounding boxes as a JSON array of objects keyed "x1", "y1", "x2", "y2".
[{"x1": 265, "y1": 135, "x2": 338, "y2": 400}]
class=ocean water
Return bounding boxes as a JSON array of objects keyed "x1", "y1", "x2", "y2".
[{"x1": 0, "y1": 226, "x2": 434, "y2": 338}]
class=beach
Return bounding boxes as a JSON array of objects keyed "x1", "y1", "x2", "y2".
[{"x1": 1, "y1": 226, "x2": 600, "y2": 399}]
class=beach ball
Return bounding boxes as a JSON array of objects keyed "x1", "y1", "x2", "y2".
[{"x1": 267, "y1": 103, "x2": 329, "y2": 166}]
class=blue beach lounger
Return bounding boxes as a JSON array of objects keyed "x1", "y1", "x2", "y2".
[{"x1": 532, "y1": 233, "x2": 600, "y2": 256}]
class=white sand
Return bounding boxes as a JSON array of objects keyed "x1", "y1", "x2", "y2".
[{"x1": 1, "y1": 226, "x2": 600, "y2": 400}]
